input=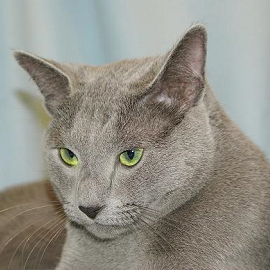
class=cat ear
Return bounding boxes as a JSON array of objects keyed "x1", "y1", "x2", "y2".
[
  {"x1": 145, "y1": 24, "x2": 207, "y2": 113},
  {"x1": 14, "y1": 51, "x2": 71, "y2": 115}
]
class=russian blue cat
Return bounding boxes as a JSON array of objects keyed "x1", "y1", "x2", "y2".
[{"x1": 1, "y1": 24, "x2": 270, "y2": 269}]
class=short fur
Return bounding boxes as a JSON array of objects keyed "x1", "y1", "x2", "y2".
[{"x1": 1, "y1": 24, "x2": 270, "y2": 269}]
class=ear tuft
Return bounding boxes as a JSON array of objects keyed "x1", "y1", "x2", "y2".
[{"x1": 14, "y1": 50, "x2": 71, "y2": 115}]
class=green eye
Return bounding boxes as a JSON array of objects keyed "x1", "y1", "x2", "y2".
[
  {"x1": 60, "y1": 148, "x2": 78, "y2": 166},
  {"x1": 119, "y1": 148, "x2": 144, "y2": 167}
]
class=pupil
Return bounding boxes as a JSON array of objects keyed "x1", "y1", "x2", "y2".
[
  {"x1": 67, "y1": 150, "x2": 75, "y2": 158},
  {"x1": 127, "y1": 150, "x2": 135, "y2": 160}
]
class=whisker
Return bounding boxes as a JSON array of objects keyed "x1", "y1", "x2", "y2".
[
  {"x1": 7, "y1": 211, "x2": 63, "y2": 270},
  {"x1": 136, "y1": 204, "x2": 180, "y2": 224},
  {"x1": 136, "y1": 207, "x2": 184, "y2": 234},
  {"x1": 0, "y1": 201, "x2": 61, "y2": 215},
  {"x1": 52, "y1": 220, "x2": 66, "y2": 248},
  {"x1": 20, "y1": 207, "x2": 64, "y2": 262},
  {"x1": 21, "y1": 207, "x2": 63, "y2": 218},
  {"x1": 49, "y1": 221, "x2": 66, "y2": 248},
  {"x1": 139, "y1": 214, "x2": 179, "y2": 269},
  {"x1": 151, "y1": 216, "x2": 184, "y2": 235},
  {"x1": 140, "y1": 213, "x2": 177, "y2": 251},
  {"x1": 36, "y1": 219, "x2": 66, "y2": 268},
  {"x1": 139, "y1": 213, "x2": 179, "y2": 270},
  {"x1": 123, "y1": 212, "x2": 152, "y2": 254},
  {"x1": 34, "y1": 216, "x2": 66, "y2": 267},
  {"x1": 2, "y1": 205, "x2": 62, "y2": 229},
  {"x1": 0, "y1": 214, "x2": 53, "y2": 262},
  {"x1": 135, "y1": 217, "x2": 166, "y2": 256},
  {"x1": 23, "y1": 214, "x2": 66, "y2": 270},
  {"x1": 135, "y1": 205, "x2": 160, "y2": 215}
]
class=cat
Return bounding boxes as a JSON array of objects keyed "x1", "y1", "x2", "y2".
[{"x1": 1, "y1": 24, "x2": 270, "y2": 269}]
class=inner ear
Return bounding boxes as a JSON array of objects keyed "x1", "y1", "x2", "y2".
[
  {"x1": 14, "y1": 51, "x2": 71, "y2": 115},
  {"x1": 145, "y1": 24, "x2": 207, "y2": 113}
]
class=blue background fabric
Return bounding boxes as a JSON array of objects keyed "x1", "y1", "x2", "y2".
[{"x1": 0, "y1": 0, "x2": 270, "y2": 190}]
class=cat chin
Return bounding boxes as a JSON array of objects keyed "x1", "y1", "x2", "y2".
[{"x1": 70, "y1": 220, "x2": 133, "y2": 241}]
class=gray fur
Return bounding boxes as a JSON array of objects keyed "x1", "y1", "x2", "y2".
[{"x1": 6, "y1": 24, "x2": 270, "y2": 269}]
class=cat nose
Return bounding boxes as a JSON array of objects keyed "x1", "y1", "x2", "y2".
[{"x1": 78, "y1": 205, "x2": 103, "y2": 219}]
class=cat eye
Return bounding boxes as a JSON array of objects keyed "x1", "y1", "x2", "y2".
[
  {"x1": 59, "y1": 148, "x2": 78, "y2": 166},
  {"x1": 119, "y1": 148, "x2": 144, "y2": 167}
]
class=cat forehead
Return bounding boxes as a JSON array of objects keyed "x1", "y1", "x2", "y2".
[
  {"x1": 69, "y1": 55, "x2": 164, "y2": 92},
  {"x1": 58, "y1": 56, "x2": 164, "y2": 123},
  {"x1": 50, "y1": 58, "x2": 156, "y2": 130}
]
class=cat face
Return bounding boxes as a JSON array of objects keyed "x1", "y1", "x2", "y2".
[{"x1": 15, "y1": 25, "x2": 215, "y2": 239}]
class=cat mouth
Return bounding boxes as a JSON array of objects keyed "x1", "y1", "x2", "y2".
[
  {"x1": 64, "y1": 202, "x2": 160, "y2": 240},
  {"x1": 70, "y1": 218, "x2": 134, "y2": 240}
]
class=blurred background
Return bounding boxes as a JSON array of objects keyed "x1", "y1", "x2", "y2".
[{"x1": 0, "y1": 0, "x2": 270, "y2": 191}]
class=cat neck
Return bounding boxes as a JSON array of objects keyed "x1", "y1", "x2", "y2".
[{"x1": 57, "y1": 222, "x2": 150, "y2": 270}]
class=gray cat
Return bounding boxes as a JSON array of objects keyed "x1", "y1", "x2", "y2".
[{"x1": 1, "y1": 24, "x2": 270, "y2": 269}]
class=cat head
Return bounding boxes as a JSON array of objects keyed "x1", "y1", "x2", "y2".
[{"x1": 14, "y1": 24, "x2": 214, "y2": 240}]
